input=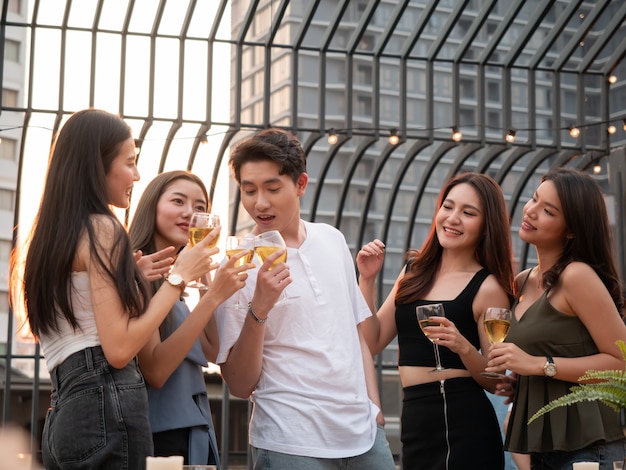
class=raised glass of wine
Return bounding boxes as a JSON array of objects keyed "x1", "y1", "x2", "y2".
[
  {"x1": 480, "y1": 307, "x2": 512, "y2": 379},
  {"x1": 225, "y1": 235, "x2": 255, "y2": 309},
  {"x1": 254, "y1": 230, "x2": 294, "y2": 303},
  {"x1": 416, "y1": 303, "x2": 448, "y2": 372},
  {"x1": 187, "y1": 212, "x2": 220, "y2": 289}
]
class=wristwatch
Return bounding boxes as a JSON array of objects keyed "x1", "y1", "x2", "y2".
[
  {"x1": 166, "y1": 272, "x2": 186, "y2": 293},
  {"x1": 543, "y1": 355, "x2": 557, "y2": 377}
]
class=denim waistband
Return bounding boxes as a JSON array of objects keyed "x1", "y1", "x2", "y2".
[{"x1": 51, "y1": 346, "x2": 109, "y2": 385}]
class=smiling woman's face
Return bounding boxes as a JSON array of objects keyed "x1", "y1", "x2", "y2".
[
  {"x1": 153, "y1": 178, "x2": 208, "y2": 251},
  {"x1": 520, "y1": 180, "x2": 569, "y2": 250},
  {"x1": 435, "y1": 182, "x2": 484, "y2": 252}
]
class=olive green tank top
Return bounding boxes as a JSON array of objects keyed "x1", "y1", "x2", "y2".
[{"x1": 505, "y1": 273, "x2": 624, "y2": 453}]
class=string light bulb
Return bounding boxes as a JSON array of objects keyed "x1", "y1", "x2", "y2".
[
  {"x1": 608, "y1": 125, "x2": 617, "y2": 135},
  {"x1": 593, "y1": 160, "x2": 602, "y2": 174},
  {"x1": 327, "y1": 129, "x2": 338, "y2": 145},
  {"x1": 451, "y1": 126, "x2": 462, "y2": 142},
  {"x1": 388, "y1": 129, "x2": 400, "y2": 145},
  {"x1": 200, "y1": 135, "x2": 208, "y2": 144},
  {"x1": 623, "y1": 119, "x2": 626, "y2": 131},
  {"x1": 569, "y1": 126, "x2": 580, "y2": 138},
  {"x1": 609, "y1": 75, "x2": 618, "y2": 84},
  {"x1": 505, "y1": 129, "x2": 516, "y2": 143}
]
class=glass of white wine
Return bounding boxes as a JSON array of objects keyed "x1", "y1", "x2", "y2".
[
  {"x1": 254, "y1": 230, "x2": 294, "y2": 303},
  {"x1": 480, "y1": 307, "x2": 512, "y2": 379},
  {"x1": 416, "y1": 303, "x2": 448, "y2": 373},
  {"x1": 186, "y1": 212, "x2": 220, "y2": 289},
  {"x1": 225, "y1": 235, "x2": 255, "y2": 309}
]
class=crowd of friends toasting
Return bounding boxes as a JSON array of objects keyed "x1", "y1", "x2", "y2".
[{"x1": 9, "y1": 108, "x2": 626, "y2": 470}]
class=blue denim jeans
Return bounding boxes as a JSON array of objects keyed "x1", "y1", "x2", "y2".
[
  {"x1": 251, "y1": 425, "x2": 395, "y2": 470},
  {"x1": 531, "y1": 438, "x2": 626, "y2": 470},
  {"x1": 42, "y1": 346, "x2": 153, "y2": 469}
]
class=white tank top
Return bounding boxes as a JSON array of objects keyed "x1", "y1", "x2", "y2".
[{"x1": 39, "y1": 272, "x2": 100, "y2": 372}]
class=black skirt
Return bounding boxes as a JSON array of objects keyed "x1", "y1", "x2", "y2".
[{"x1": 401, "y1": 377, "x2": 504, "y2": 470}]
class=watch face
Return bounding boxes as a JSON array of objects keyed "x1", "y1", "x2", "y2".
[
  {"x1": 545, "y1": 363, "x2": 557, "y2": 377},
  {"x1": 168, "y1": 273, "x2": 183, "y2": 286}
]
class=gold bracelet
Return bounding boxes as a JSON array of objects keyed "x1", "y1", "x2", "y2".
[{"x1": 248, "y1": 302, "x2": 267, "y2": 324}]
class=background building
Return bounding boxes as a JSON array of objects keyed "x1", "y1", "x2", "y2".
[{"x1": 0, "y1": 0, "x2": 24, "y2": 363}]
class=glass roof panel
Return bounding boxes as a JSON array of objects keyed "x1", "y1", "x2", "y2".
[
  {"x1": 127, "y1": 0, "x2": 162, "y2": 34},
  {"x1": 33, "y1": 0, "x2": 67, "y2": 26},
  {"x1": 67, "y1": 0, "x2": 98, "y2": 29},
  {"x1": 98, "y1": 0, "x2": 132, "y2": 32},
  {"x1": 157, "y1": 0, "x2": 193, "y2": 37}
]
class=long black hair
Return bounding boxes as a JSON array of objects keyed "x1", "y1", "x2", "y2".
[
  {"x1": 13, "y1": 109, "x2": 150, "y2": 338},
  {"x1": 540, "y1": 167, "x2": 624, "y2": 312}
]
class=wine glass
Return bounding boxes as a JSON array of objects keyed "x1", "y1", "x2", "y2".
[
  {"x1": 416, "y1": 303, "x2": 448, "y2": 373},
  {"x1": 186, "y1": 212, "x2": 220, "y2": 289},
  {"x1": 225, "y1": 235, "x2": 255, "y2": 309},
  {"x1": 480, "y1": 307, "x2": 512, "y2": 379},
  {"x1": 254, "y1": 230, "x2": 294, "y2": 303}
]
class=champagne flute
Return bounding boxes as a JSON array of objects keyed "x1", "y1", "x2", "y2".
[
  {"x1": 186, "y1": 212, "x2": 220, "y2": 289},
  {"x1": 416, "y1": 303, "x2": 448, "y2": 372},
  {"x1": 480, "y1": 307, "x2": 512, "y2": 379},
  {"x1": 225, "y1": 235, "x2": 255, "y2": 309},
  {"x1": 254, "y1": 230, "x2": 294, "y2": 303}
]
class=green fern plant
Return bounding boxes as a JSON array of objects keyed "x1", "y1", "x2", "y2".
[{"x1": 529, "y1": 340, "x2": 626, "y2": 424}]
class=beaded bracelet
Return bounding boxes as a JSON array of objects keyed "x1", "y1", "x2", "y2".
[{"x1": 248, "y1": 302, "x2": 267, "y2": 324}]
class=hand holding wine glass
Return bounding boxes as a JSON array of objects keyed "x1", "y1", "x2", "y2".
[
  {"x1": 187, "y1": 212, "x2": 220, "y2": 289},
  {"x1": 254, "y1": 230, "x2": 295, "y2": 303},
  {"x1": 225, "y1": 235, "x2": 256, "y2": 309},
  {"x1": 480, "y1": 307, "x2": 512, "y2": 379},
  {"x1": 416, "y1": 303, "x2": 448, "y2": 373}
]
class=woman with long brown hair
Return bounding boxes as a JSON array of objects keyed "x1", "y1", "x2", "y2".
[
  {"x1": 357, "y1": 172, "x2": 515, "y2": 469},
  {"x1": 130, "y1": 170, "x2": 251, "y2": 467}
]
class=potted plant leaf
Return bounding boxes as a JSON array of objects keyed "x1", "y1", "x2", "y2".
[{"x1": 529, "y1": 340, "x2": 626, "y2": 437}]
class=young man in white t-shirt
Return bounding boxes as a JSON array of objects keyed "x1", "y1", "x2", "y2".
[{"x1": 215, "y1": 128, "x2": 395, "y2": 470}]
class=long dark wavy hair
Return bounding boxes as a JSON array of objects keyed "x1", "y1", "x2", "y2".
[
  {"x1": 129, "y1": 170, "x2": 209, "y2": 295},
  {"x1": 539, "y1": 167, "x2": 624, "y2": 312},
  {"x1": 396, "y1": 172, "x2": 515, "y2": 305},
  {"x1": 11, "y1": 109, "x2": 150, "y2": 338}
]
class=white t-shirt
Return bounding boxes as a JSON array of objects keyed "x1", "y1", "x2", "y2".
[{"x1": 216, "y1": 221, "x2": 378, "y2": 458}]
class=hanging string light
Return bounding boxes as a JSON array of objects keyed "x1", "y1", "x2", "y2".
[
  {"x1": 451, "y1": 126, "x2": 462, "y2": 142},
  {"x1": 327, "y1": 129, "x2": 338, "y2": 145},
  {"x1": 505, "y1": 129, "x2": 516, "y2": 143},
  {"x1": 3, "y1": 117, "x2": 626, "y2": 148},
  {"x1": 388, "y1": 128, "x2": 400, "y2": 145},
  {"x1": 593, "y1": 159, "x2": 602, "y2": 174}
]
